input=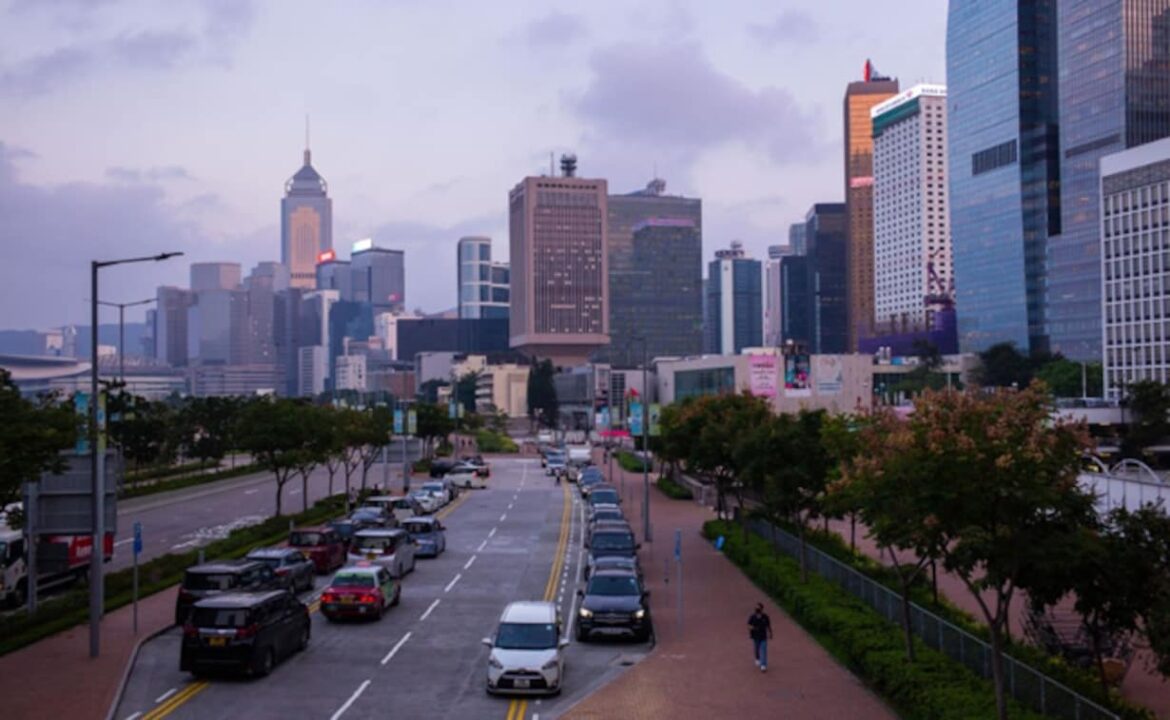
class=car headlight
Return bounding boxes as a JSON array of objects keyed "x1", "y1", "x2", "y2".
[
  {"x1": 542, "y1": 659, "x2": 560, "y2": 672},
  {"x1": 634, "y1": 609, "x2": 646, "y2": 619},
  {"x1": 489, "y1": 655, "x2": 503, "y2": 669},
  {"x1": 578, "y1": 607, "x2": 593, "y2": 619}
]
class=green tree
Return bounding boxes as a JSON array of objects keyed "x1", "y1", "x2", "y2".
[
  {"x1": 110, "y1": 393, "x2": 175, "y2": 472},
  {"x1": 1124, "y1": 380, "x2": 1170, "y2": 456},
  {"x1": 455, "y1": 371, "x2": 480, "y2": 415},
  {"x1": 526, "y1": 359, "x2": 559, "y2": 430},
  {"x1": 415, "y1": 403, "x2": 455, "y2": 459},
  {"x1": 237, "y1": 399, "x2": 316, "y2": 517},
  {"x1": 0, "y1": 370, "x2": 77, "y2": 509},
  {"x1": 1034, "y1": 358, "x2": 1102, "y2": 399},
  {"x1": 176, "y1": 396, "x2": 240, "y2": 468},
  {"x1": 976, "y1": 342, "x2": 1033, "y2": 388}
]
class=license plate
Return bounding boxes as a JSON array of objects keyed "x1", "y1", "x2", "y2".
[
  {"x1": 366, "y1": 553, "x2": 376, "y2": 560},
  {"x1": 341, "y1": 596, "x2": 354, "y2": 604},
  {"x1": 513, "y1": 679, "x2": 530, "y2": 689},
  {"x1": 208, "y1": 637, "x2": 226, "y2": 647}
]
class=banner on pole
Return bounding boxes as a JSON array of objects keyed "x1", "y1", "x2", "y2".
[
  {"x1": 648, "y1": 404, "x2": 662, "y2": 437},
  {"x1": 628, "y1": 401, "x2": 643, "y2": 436},
  {"x1": 407, "y1": 409, "x2": 417, "y2": 436},
  {"x1": 393, "y1": 409, "x2": 404, "y2": 435}
]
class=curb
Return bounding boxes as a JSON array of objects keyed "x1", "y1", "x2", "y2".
[{"x1": 104, "y1": 621, "x2": 176, "y2": 720}]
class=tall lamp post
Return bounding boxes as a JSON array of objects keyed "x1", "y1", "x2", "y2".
[
  {"x1": 97, "y1": 297, "x2": 155, "y2": 381},
  {"x1": 90, "y1": 252, "x2": 182, "y2": 658}
]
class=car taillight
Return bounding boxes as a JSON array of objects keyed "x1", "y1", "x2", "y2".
[
  {"x1": 275, "y1": 567, "x2": 289, "y2": 575},
  {"x1": 183, "y1": 624, "x2": 198, "y2": 638},
  {"x1": 235, "y1": 624, "x2": 260, "y2": 639},
  {"x1": 179, "y1": 589, "x2": 194, "y2": 600},
  {"x1": 359, "y1": 593, "x2": 378, "y2": 605},
  {"x1": 321, "y1": 592, "x2": 337, "y2": 604}
]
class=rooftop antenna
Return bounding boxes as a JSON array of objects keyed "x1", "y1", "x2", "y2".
[
  {"x1": 304, "y1": 114, "x2": 311, "y2": 165},
  {"x1": 549, "y1": 152, "x2": 555, "y2": 176}
]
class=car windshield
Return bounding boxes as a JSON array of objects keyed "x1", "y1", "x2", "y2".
[
  {"x1": 192, "y1": 607, "x2": 251, "y2": 628},
  {"x1": 391, "y1": 499, "x2": 412, "y2": 509},
  {"x1": 591, "y1": 491, "x2": 619, "y2": 504},
  {"x1": 351, "y1": 509, "x2": 381, "y2": 520},
  {"x1": 592, "y1": 511, "x2": 623, "y2": 522},
  {"x1": 404, "y1": 522, "x2": 433, "y2": 535},
  {"x1": 421, "y1": 484, "x2": 443, "y2": 494},
  {"x1": 354, "y1": 536, "x2": 395, "y2": 551},
  {"x1": 289, "y1": 532, "x2": 323, "y2": 546},
  {"x1": 591, "y1": 533, "x2": 635, "y2": 551},
  {"x1": 495, "y1": 622, "x2": 558, "y2": 650},
  {"x1": 247, "y1": 556, "x2": 281, "y2": 570},
  {"x1": 587, "y1": 575, "x2": 640, "y2": 597},
  {"x1": 183, "y1": 572, "x2": 238, "y2": 591},
  {"x1": 331, "y1": 573, "x2": 376, "y2": 588}
]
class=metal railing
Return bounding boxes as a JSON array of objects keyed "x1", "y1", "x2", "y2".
[
  {"x1": 745, "y1": 518, "x2": 1120, "y2": 720},
  {"x1": 1079, "y1": 471, "x2": 1170, "y2": 514}
]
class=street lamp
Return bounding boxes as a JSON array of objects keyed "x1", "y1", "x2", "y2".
[
  {"x1": 97, "y1": 298, "x2": 155, "y2": 381},
  {"x1": 90, "y1": 252, "x2": 181, "y2": 658}
]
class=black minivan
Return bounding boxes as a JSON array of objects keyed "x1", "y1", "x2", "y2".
[
  {"x1": 181, "y1": 591, "x2": 310, "y2": 677},
  {"x1": 174, "y1": 559, "x2": 283, "y2": 625}
]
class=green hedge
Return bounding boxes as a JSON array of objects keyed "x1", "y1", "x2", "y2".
[
  {"x1": 705, "y1": 520, "x2": 1052, "y2": 720},
  {"x1": 655, "y1": 475, "x2": 693, "y2": 500},
  {"x1": 126, "y1": 459, "x2": 216, "y2": 482},
  {"x1": 121, "y1": 464, "x2": 262, "y2": 500},
  {"x1": 615, "y1": 450, "x2": 648, "y2": 473},
  {"x1": 412, "y1": 458, "x2": 432, "y2": 474},
  {"x1": 0, "y1": 493, "x2": 350, "y2": 657},
  {"x1": 475, "y1": 429, "x2": 519, "y2": 454},
  {"x1": 744, "y1": 512, "x2": 1152, "y2": 720}
]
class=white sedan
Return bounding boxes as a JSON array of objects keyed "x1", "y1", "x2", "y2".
[
  {"x1": 420, "y1": 481, "x2": 452, "y2": 507},
  {"x1": 410, "y1": 489, "x2": 443, "y2": 514},
  {"x1": 447, "y1": 464, "x2": 487, "y2": 489}
]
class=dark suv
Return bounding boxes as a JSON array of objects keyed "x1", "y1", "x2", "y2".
[
  {"x1": 181, "y1": 591, "x2": 310, "y2": 677},
  {"x1": 174, "y1": 559, "x2": 283, "y2": 625},
  {"x1": 576, "y1": 569, "x2": 652, "y2": 642},
  {"x1": 585, "y1": 527, "x2": 638, "y2": 579}
]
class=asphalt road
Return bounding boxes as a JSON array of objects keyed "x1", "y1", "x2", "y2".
[{"x1": 114, "y1": 458, "x2": 646, "y2": 720}]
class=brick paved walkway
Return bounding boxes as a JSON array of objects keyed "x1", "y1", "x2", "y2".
[{"x1": 563, "y1": 456, "x2": 894, "y2": 720}]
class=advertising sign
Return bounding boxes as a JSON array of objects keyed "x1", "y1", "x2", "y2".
[
  {"x1": 748, "y1": 355, "x2": 779, "y2": 397},
  {"x1": 648, "y1": 404, "x2": 662, "y2": 437},
  {"x1": 74, "y1": 392, "x2": 90, "y2": 454},
  {"x1": 629, "y1": 401, "x2": 643, "y2": 436},
  {"x1": 784, "y1": 354, "x2": 812, "y2": 398},
  {"x1": 598, "y1": 407, "x2": 611, "y2": 430},
  {"x1": 407, "y1": 409, "x2": 417, "y2": 436},
  {"x1": 813, "y1": 355, "x2": 844, "y2": 395},
  {"x1": 448, "y1": 401, "x2": 457, "y2": 419},
  {"x1": 393, "y1": 409, "x2": 404, "y2": 435}
]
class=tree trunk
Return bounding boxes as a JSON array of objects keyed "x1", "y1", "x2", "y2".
[
  {"x1": 275, "y1": 475, "x2": 284, "y2": 517},
  {"x1": 344, "y1": 468, "x2": 353, "y2": 513},
  {"x1": 888, "y1": 547, "x2": 917, "y2": 663},
  {"x1": 302, "y1": 471, "x2": 309, "y2": 513},
  {"x1": 797, "y1": 521, "x2": 808, "y2": 583},
  {"x1": 989, "y1": 624, "x2": 1009, "y2": 720},
  {"x1": 849, "y1": 513, "x2": 857, "y2": 553},
  {"x1": 327, "y1": 466, "x2": 335, "y2": 497}
]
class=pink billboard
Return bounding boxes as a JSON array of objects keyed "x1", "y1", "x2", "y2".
[{"x1": 749, "y1": 355, "x2": 778, "y2": 397}]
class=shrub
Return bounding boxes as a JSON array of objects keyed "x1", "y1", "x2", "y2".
[
  {"x1": 655, "y1": 474, "x2": 693, "y2": 500},
  {"x1": 475, "y1": 429, "x2": 519, "y2": 454},
  {"x1": 616, "y1": 450, "x2": 648, "y2": 473}
]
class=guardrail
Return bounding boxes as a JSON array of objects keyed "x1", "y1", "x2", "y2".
[
  {"x1": 745, "y1": 517, "x2": 1120, "y2": 720},
  {"x1": 1079, "y1": 471, "x2": 1170, "y2": 513}
]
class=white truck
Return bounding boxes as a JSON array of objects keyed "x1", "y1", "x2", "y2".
[{"x1": 0, "y1": 522, "x2": 114, "y2": 608}]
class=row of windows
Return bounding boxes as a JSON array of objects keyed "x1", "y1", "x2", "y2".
[
  {"x1": 971, "y1": 140, "x2": 1018, "y2": 176},
  {"x1": 1104, "y1": 183, "x2": 1170, "y2": 215}
]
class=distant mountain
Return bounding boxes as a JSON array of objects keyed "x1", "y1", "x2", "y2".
[{"x1": 0, "y1": 323, "x2": 147, "y2": 356}]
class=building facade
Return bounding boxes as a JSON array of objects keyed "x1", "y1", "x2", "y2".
[
  {"x1": 190, "y1": 262, "x2": 241, "y2": 292},
  {"x1": 281, "y1": 146, "x2": 333, "y2": 290},
  {"x1": 872, "y1": 84, "x2": 952, "y2": 333},
  {"x1": 351, "y1": 239, "x2": 405, "y2": 312},
  {"x1": 396, "y1": 317, "x2": 510, "y2": 364},
  {"x1": 155, "y1": 286, "x2": 192, "y2": 367},
  {"x1": 844, "y1": 61, "x2": 899, "y2": 350},
  {"x1": 1101, "y1": 137, "x2": 1170, "y2": 397},
  {"x1": 947, "y1": 0, "x2": 1061, "y2": 354},
  {"x1": 765, "y1": 244, "x2": 791, "y2": 347},
  {"x1": 805, "y1": 204, "x2": 849, "y2": 353},
  {"x1": 1049, "y1": 0, "x2": 1170, "y2": 360},
  {"x1": 457, "y1": 236, "x2": 510, "y2": 320},
  {"x1": 334, "y1": 353, "x2": 368, "y2": 392},
  {"x1": 315, "y1": 251, "x2": 353, "y2": 301},
  {"x1": 508, "y1": 157, "x2": 609, "y2": 365},
  {"x1": 706, "y1": 242, "x2": 763, "y2": 355}
]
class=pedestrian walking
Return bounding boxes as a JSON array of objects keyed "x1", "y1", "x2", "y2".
[{"x1": 748, "y1": 603, "x2": 773, "y2": 671}]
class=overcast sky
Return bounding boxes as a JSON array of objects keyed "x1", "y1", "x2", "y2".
[{"x1": 0, "y1": 0, "x2": 946, "y2": 330}]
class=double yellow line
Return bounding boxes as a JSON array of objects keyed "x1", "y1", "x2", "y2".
[
  {"x1": 506, "y1": 482, "x2": 571, "y2": 720},
  {"x1": 141, "y1": 681, "x2": 208, "y2": 720}
]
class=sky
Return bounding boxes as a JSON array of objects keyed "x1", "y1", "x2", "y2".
[{"x1": 0, "y1": 0, "x2": 947, "y2": 330}]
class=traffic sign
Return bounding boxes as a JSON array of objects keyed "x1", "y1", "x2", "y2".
[{"x1": 133, "y1": 522, "x2": 143, "y2": 556}]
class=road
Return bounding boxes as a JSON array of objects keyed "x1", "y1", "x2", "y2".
[{"x1": 114, "y1": 458, "x2": 645, "y2": 720}]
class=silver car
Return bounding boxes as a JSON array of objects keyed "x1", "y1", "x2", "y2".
[{"x1": 347, "y1": 529, "x2": 417, "y2": 578}]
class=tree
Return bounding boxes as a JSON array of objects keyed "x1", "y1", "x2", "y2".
[
  {"x1": 976, "y1": 342, "x2": 1033, "y2": 388},
  {"x1": 0, "y1": 370, "x2": 77, "y2": 509},
  {"x1": 237, "y1": 399, "x2": 316, "y2": 517},
  {"x1": 820, "y1": 413, "x2": 867, "y2": 553},
  {"x1": 455, "y1": 371, "x2": 480, "y2": 415},
  {"x1": 109, "y1": 393, "x2": 175, "y2": 471},
  {"x1": 176, "y1": 396, "x2": 239, "y2": 468},
  {"x1": 526, "y1": 359, "x2": 559, "y2": 430},
  {"x1": 1124, "y1": 380, "x2": 1170, "y2": 457},
  {"x1": 1034, "y1": 358, "x2": 1102, "y2": 399},
  {"x1": 415, "y1": 403, "x2": 455, "y2": 459}
]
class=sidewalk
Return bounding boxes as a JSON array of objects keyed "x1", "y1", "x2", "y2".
[
  {"x1": 564, "y1": 458, "x2": 894, "y2": 720},
  {"x1": 0, "y1": 586, "x2": 178, "y2": 720}
]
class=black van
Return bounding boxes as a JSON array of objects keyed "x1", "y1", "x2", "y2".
[
  {"x1": 180, "y1": 591, "x2": 310, "y2": 677},
  {"x1": 174, "y1": 559, "x2": 283, "y2": 625}
]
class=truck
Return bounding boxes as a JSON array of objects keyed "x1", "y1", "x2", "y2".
[{"x1": 0, "y1": 523, "x2": 115, "y2": 608}]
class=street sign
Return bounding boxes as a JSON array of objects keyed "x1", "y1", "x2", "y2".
[
  {"x1": 393, "y1": 409, "x2": 404, "y2": 435},
  {"x1": 407, "y1": 409, "x2": 417, "y2": 436},
  {"x1": 133, "y1": 522, "x2": 143, "y2": 555},
  {"x1": 97, "y1": 393, "x2": 108, "y2": 453},
  {"x1": 674, "y1": 529, "x2": 682, "y2": 561},
  {"x1": 25, "y1": 452, "x2": 118, "y2": 534},
  {"x1": 629, "y1": 402, "x2": 643, "y2": 436}
]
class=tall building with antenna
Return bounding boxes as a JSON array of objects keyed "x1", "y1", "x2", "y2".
[{"x1": 281, "y1": 121, "x2": 333, "y2": 289}]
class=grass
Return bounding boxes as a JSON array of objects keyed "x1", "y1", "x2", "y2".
[{"x1": 125, "y1": 459, "x2": 217, "y2": 482}]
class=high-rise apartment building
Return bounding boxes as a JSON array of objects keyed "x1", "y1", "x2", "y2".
[
  {"x1": 242, "y1": 262, "x2": 287, "y2": 367},
  {"x1": 281, "y1": 145, "x2": 333, "y2": 290},
  {"x1": 457, "y1": 236, "x2": 510, "y2": 319},
  {"x1": 844, "y1": 61, "x2": 899, "y2": 350},
  {"x1": 351, "y1": 239, "x2": 405, "y2": 313},
  {"x1": 508, "y1": 155, "x2": 609, "y2": 365},
  {"x1": 872, "y1": 84, "x2": 952, "y2": 334},
  {"x1": 947, "y1": 1, "x2": 1061, "y2": 354},
  {"x1": 187, "y1": 287, "x2": 248, "y2": 365},
  {"x1": 1049, "y1": 0, "x2": 1170, "y2": 360},
  {"x1": 190, "y1": 262, "x2": 242, "y2": 292},
  {"x1": 706, "y1": 241, "x2": 762, "y2": 355},
  {"x1": 155, "y1": 286, "x2": 192, "y2": 367}
]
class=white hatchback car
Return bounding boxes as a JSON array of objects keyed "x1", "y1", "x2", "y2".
[
  {"x1": 483, "y1": 601, "x2": 568, "y2": 695},
  {"x1": 347, "y1": 529, "x2": 416, "y2": 578},
  {"x1": 447, "y1": 464, "x2": 487, "y2": 489}
]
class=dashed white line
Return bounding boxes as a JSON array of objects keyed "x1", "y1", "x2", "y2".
[
  {"x1": 329, "y1": 679, "x2": 371, "y2": 720},
  {"x1": 114, "y1": 538, "x2": 134, "y2": 548},
  {"x1": 123, "y1": 713, "x2": 142, "y2": 720},
  {"x1": 444, "y1": 574, "x2": 462, "y2": 593},
  {"x1": 499, "y1": 513, "x2": 507, "y2": 522},
  {"x1": 420, "y1": 598, "x2": 441, "y2": 621},
  {"x1": 155, "y1": 688, "x2": 177, "y2": 704},
  {"x1": 476, "y1": 539, "x2": 487, "y2": 552},
  {"x1": 464, "y1": 555, "x2": 477, "y2": 570},
  {"x1": 488, "y1": 527, "x2": 497, "y2": 538},
  {"x1": 380, "y1": 632, "x2": 411, "y2": 665},
  {"x1": 507, "y1": 502, "x2": 514, "y2": 510},
  {"x1": 244, "y1": 488, "x2": 259, "y2": 495}
]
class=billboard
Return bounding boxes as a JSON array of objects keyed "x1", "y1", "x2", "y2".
[
  {"x1": 629, "y1": 401, "x2": 643, "y2": 436},
  {"x1": 749, "y1": 355, "x2": 779, "y2": 397},
  {"x1": 814, "y1": 355, "x2": 844, "y2": 395},
  {"x1": 784, "y1": 354, "x2": 812, "y2": 397}
]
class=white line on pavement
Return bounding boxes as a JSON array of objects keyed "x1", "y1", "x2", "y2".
[
  {"x1": 420, "y1": 598, "x2": 441, "y2": 621},
  {"x1": 380, "y1": 632, "x2": 412, "y2": 665},
  {"x1": 444, "y1": 573, "x2": 462, "y2": 592},
  {"x1": 329, "y1": 679, "x2": 371, "y2": 720},
  {"x1": 488, "y1": 527, "x2": 497, "y2": 538},
  {"x1": 499, "y1": 513, "x2": 507, "y2": 522},
  {"x1": 476, "y1": 539, "x2": 487, "y2": 552},
  {"x1": 114, "y1": 538, "x2": 134, "y2": 547},
  {"x1": 290, "y1": 489, "x2": 301, "y2": 495},
  {"x1": 464, "y1": 555, "x2": 477, "y2": 570},
  {"x1": 244, "y1": 488, "x2": 259, "y2": 495},
  {"x1": 155, "y1": 688, "x2": 177, "y2": 704},
  {"x1": 123, "y1": 713, "x2": 142, "y2": 720}
]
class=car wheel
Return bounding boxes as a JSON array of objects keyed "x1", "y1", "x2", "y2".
[
  {"x1": 254, "y1": 647, "x2": 275, "y2": 677},
  {"x1": 298, "y1": 625, "x2": 310, "y2": 652},
  {"x1": 576, "y1": 625, "x2": 588, "y2": 642}
]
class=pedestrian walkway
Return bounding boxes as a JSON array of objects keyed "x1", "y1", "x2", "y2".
[
  {"x1": 0, "y1": 586, "x2": 178, "y2": 720},
  {"x1": 563, "y1": 457, "x2": 894, "y2": 720}
]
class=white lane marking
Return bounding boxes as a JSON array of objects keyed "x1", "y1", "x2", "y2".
[
  {"x1": 476, "y1": 539, "x2": 487, "y2": 552},
  {"x1": 155, "y1": 688, "x2": 177, "y2": 704},
  {"x1": 507, "y1": 502, "x2": 514, "y2": 510},
  {"x1": 290, "y1": 489, "x2": 301, "y2": 496},
  {"x1": 499, "y1": 513, "x2": 507, "y2": 522},
  {"x1": 420, "y1": 598, "x2": 441, "y2": 621},
  {"x1": 464, "y1": 555, "x2": 477, "y2": 570},
  {"x1": 488, "y1": 527, "x2": 497, "y2": 538},
  {"x1": 123, "y1": 713, "x2": 142, "y2": 720},
  {"x1": 380, "y1": 632, "x2": 412, "y2": 665},
  {"x1": 444, "y1": 574, "x2": 462, "y2": 593},
  {"x1": 114, "y1": 537, "x2": 134, "y2": 548},
  {"x1": 329, "y1": 679, "x2": 371, "y2": 720},
  {"x1": 244, "y1": 488, "x2": 259, "y2": 495}
]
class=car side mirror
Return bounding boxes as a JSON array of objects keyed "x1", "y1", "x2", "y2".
[{"x1": 481, "y1": 637, "x2": 493, "y2": 648}]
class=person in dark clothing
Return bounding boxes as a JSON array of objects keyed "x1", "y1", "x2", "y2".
[{"x1": 748, "y1": 603, "x2": 773, "y2": 671}]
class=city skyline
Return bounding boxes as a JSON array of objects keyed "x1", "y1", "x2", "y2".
[{"x1": 0, "y1": 0, "x2": 947, "y2": 330}]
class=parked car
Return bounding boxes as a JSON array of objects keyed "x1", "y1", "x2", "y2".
[
  {"x1": 461, "y1": 455, "x2": 491, "y2": 477},
  {"x1": 420, "y1": 480, "x2": 452, "y2": 507},
  {"x1": 174, "y1": 560, "x2": 283, "y2": 625},
  {"x1": 588, "y1": 555, "x2": 642, "y2": 582},
  {"x1": 585, "y1": 519, "x2": 633, "y2": 551},
  {"x1": 579, "y1": 467, "x2": 604, "y2": 483},
  {"x1": 410, "y1": 489, "x2": 443, "y2": 514},
  {"x1": 483, "y1": 601, "x2": 569, "y2": 695},
  {"x1": 447, "y1": 464, "x2": 487, "y2": 489},
  {"x1": 245, "y1": 547, "x2": 315, "y2": 593},
  {"x1": 429, "y1": 458, "x2": 460, "y2": 477},
  {"x1": 288, "y1": 526, "x2": 346, "y2": 573},
  {"x1": 587, "y1": 505, "x2": 624, "y2": 526},
  {"x1": 349, "y1": 506, "x2": 399, "y2": 529},
  {"x1": 578, "y1": 474, "x2": 605, "y2": 497},
  {"x1": 588, "y1": 487, "x2": 622, "y2": 507},
  {"x1": 320, "y1": 565, "x2": 400, "y2": 621},
  {"x1": 585, "y1": 527, "x2": 639, "y2": 578},
  {"x1": 576, "y1": 569, "x2": 652, "y2": 642},
  {"x1": 180, "y1": 591, "x2": 310, "y2": 677},
  {"x1": 348, "y1": 529, "x2": 416, "y2": 578},
  {"x1": 362, "y1": 495, "x2": 424, "y2": 523},
  {"x1": 402, "y1": 516, "x2": 447, "y2": 557}
]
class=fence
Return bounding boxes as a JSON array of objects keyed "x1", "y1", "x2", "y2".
[
  {"x1": 746, "y1": 518, "x2": 1120, "y2": 720},
  {"x1": 1079, "y1": 471, "x2": 1170, "y2": 515}
]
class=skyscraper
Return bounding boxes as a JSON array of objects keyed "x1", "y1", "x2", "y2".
[
  {"x1": 508, "y1": 155, "x2": 609, "y2": 365},
  {"x1": 190, "y1": 262, "x2": 242, "y2": 292},
  {"x1": 804, "y1": 204, "x2": 849, "y2": 353},
  {"x1": 281, "y1": 143, "x2": 333, "y2": 290},
  {"x1": 844, "y1": 60, "x2": 899, "y2": 350},
  {"x1": 155, "y1": 286, "x2": 192, "y2": 367},
  {"x1": 764, "y1": 244, "x2": 792, "y2": 347},
  {"x1": 607, "y1": 178, "x2": 702, "y2": 364},
  {"x1": 457, "y1": 236, "x2": 510, "y2": 319},
  {"x1": 947, "y1": 1, "x2": 1061, "y2": 354},
  {"x1": 350, "y1": 239, "x2": 405, "y2": 313},
  {"x1": 1048, "y1": 0, "x2": 1170, "y2": 360},
  {"x1": 315, "y1": 250, "x2": 352, "y2": 301},
  {"x1": 872, "y1": 84, "x2": 952, "y2": 334},
  {"x1": 706, "y1": 241, "x2": 762, "y2": 355}
]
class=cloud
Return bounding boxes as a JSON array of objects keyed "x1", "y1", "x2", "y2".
[
  {"x1": 748, "y1": 10, "x2": 819, "y2": 46},
  {"x1": 110, "y1": 30, "x2": 198, "y2": 67},
  {"x1": 570, "y1": 42, "x2": 821, "y2": 166},
  {"x1": 106, "y1": 165, "x2": 194, "y2": 183},
  {"x1": 0, "y1": 46, "x2": 93, "y2": 98},
  {"x1": 521, "y1": 11, "x2": 587, "y2": 47}
]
